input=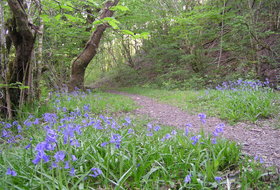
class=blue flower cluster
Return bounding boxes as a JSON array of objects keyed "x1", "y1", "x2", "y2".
[
  {"x1": 0, "y1": 92, "x2": 265, "y2": 186},
  {"x1": 215, "y1": 79, "x2": 271, "y2": 91}
]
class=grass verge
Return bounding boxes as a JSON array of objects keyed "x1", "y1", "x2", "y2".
[{"x1": 119, "y1": 86, "x2": 280, "y2": 124}]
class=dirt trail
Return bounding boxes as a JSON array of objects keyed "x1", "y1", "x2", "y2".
[{"x1": 111, "y1": 91, "x2": 280, "y2": 169}]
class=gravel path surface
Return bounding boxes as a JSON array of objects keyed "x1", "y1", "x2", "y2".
[{"x1": 111, "y1": 91, "x2": 280, "y2": 169}]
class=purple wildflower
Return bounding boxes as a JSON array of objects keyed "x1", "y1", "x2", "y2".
[
  {"x1": 54, "y1": 151, "x2": 66, "y2": 163},
  {"x1": 6, "y1": 168, "x2": 17, "y2": 176},
  {"x1": 25, "y1": 144, "x2": 31, "y2": 149},
  {"x1": 154, "y1": 126, "x2": 161, "y2": 131},
  {"x1": 185, "y1": 128, "x2": 189, "y2": 136},
  {"x1": 83, "y1": 104, "x2": 90, "y2": 112},
  {"x1": 72, "y1": 155, "x2": 77, "y2": 161},
  {"x1": 128, "y1": 128, "x2": 134, "y2": 134},
  {"x1": 70, "y1": 139, "x2": 80, "y2": 147},
  {"x1": 64, "y1": 161, "x2": 70, "y2": 169},
  {"x1": 70, "y1": 168, "x2": 75, "y2": 176},
  {"x1": 213, "y1": 123, "x2": 225, "y2": 137},
  {"x1": 191, "y1": 135, "x2": 201, "y2": 145},
  {"x1": 146, "y1": 132, "x2": 153, "y2": 136},
  {"x1": 215, "y1": 176, "x2": 222, "y2": 183},
  {"x1": 33, "y1": 118, "x2": 40, "y2": 125},
  {"x1": 2, "y1": 130, "x2": 10, "y2": 138},
  {"x1": 198, "y1": 113, "x2": 206, "y2": 124},
  {"x1": 32, "y1": 151, "x2": 50, "y2": 164},
  {"x1": 254, "y1": 156, "x2": 264, "y2": 163},
  {"x1": 51, "y1": 162, "x2": 58, "y2": 168},
  {"x1": 101, "y1": 142, "x2": 109, "y2": 147},
  {"x1": 89, "y1": 168, "x2": 102, "y2": 178},
  {"x1": 184, "y1": 174, "x2": 191, "y2": 183},
  {"x1": 211, "y1": 138, "x2": 217, "y2": 144},
  {"x1": 171, "y1": 130, "x2": 177, "y2": 135},
  {"x1": 124, "y1": 117, "x2": 131, "y2": 125},
  {"x1": 17, "y1": 125, "x2": 22, "y2": 133},
  {"x1": 147, "y1": 123, "x2": 153, "y2": 131}
]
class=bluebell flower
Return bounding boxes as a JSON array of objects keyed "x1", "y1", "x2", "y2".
[
  {"x1": 254, "y1": 156, "x2": 264, "y2": 163},
  {"x1": 146, "y1": 132, "x2": 153, "y2": 136},
  {"x1": 198, "y1": 113, "x2": 206, "y2": 124},
  {"x1": 89, "y1": 168, "x2": 102, "y2": 177},
  {"x1": 17, "y1": 125, "x2": 22, "y2": 133},
  {"x1": 110, "y1": 134, "x2": 122, "y2": 148},
  {"x1": 24, "y1": 119, "x2": 32, "y2": 127},
  {"x1": 83, "y1": 104, "x2": 90, "y2": 112},
  {"x1": 25, "y1": 144, "x2": 31, "y2": 149},
  {"x1": 171, "y1": 130, "x2": 177, "y2": 135},
  {"x1": 70, "y1": 168, "x2": 75, "y2": 176},
  {"x1": 70, "y1": 139, "x2": 80, "y2": 147},
  {"x1": 128, "y1": 128, "x2": 134, "y2": 134},
  {"x1": 154, "y1": 126, "x2": 161, "y2": 131},
  {"x1": 185, "y1": 128, "x2": 189, "y2": 136},
  {"x1": 54, "y1": 151, "x2": 66, "y2": 163},
  {"x1": 72, "y1": 155, "x2": 77, "y2": 161},
  {"x1": 101, "y1": 142, "x2": 109, "y2": 147},
  {"x1": 211, "y1": 138, "x2": 217, "y2": 144},
  {"x1": 2, "y1": 130, "x2": 10, "y2": 138},
  {"x1": 186, "y1": 123, "x2": 192, "y2": 128},
  {"x1": 12, "y1": 121, "x2": 18, "y2": 126},
  {"x1": 213, "y1": 123, "x2": 225, "y2": 137},
  {"x1": 184, "y1": 174, "x2": 191, "y2": 183},
  {"x1": 147, "y1": 123, "x2": 153, "y2": 131},
  {"x1": 6, "y1": 168, "x2": 17, "y2": 176},
  {"x1": 215, "y1": 176, "x2": 222, "y2": 183},
  {"x1": 32, "y1": 152, "x2": 50, "y2": 164},
  {"x1": 51, "y1": 162, "x2": 58, "y2": 168},
  {"x1": 191, "y1": 135, "x2": 201, "y2": 145},
  {"x1": 45, "y1": 129, "x2": 58, "y2": 143},
  {"x1": 64, "y1": 161, "x2": 70, "y2": 169},
  {"x1": 165, "y1": 133, "x2": 172, "y2": 139},
  {"x1": 4, "y1": 123, "x2": 12, "y2": 128},
  {"x1": 124, "y1": 117, "x2": 131, "y2": 125}
]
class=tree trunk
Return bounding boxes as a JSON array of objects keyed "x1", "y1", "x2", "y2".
[
  {"x1": 0, "y1": 1, "x2": 13, "y2": 119},
  {"x1": 6, "y1": 0, "x2": 35, "y2": 115},
  {"x1": 68, "y1": 0, "x2": 119, "y2": 91}
]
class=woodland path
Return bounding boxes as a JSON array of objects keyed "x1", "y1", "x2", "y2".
[{"x1": 110, "y1": 91, "x2": 280, "y2": 169}]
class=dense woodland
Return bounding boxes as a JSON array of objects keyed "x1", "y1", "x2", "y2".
[{"x1": 0, "y1": 0, "x2": 280, "y2": 189}]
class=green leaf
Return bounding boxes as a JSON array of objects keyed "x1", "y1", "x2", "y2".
[
  {"x1": 121, "y1": 30, "x2": 134, "y2": 36},
  {"x1": 140, "y1": 32, "x2": 150, "y2": 39},
  {"x1": 40, "y1": 14, "x2": 50, "y2": 22},
  {"x1": 61, "y1": 4, "x2": 74, "y2": 12},
  {"x1": 110, "y1": 5, "x2": 129, "y2": 12},
  {"x1": 64, "y1": 14, "x2": 82, "y2": 22},
  {"x1": 108, "y1": 20, "x2": 119, "y2": 29},
  {"x1": 93, "y1": 20, "x2": 102, "y2": 25},
  {"x1": 54, "y1": 14, "x2": 62, "y2": 21}
]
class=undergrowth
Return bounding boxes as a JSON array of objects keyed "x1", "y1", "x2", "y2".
[{"x1": 0, "y1": 90, "x2": 279, "y2": 189}]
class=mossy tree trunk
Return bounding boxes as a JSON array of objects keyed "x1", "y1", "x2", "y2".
[
  {"x1": 68, "y1": 0, "x2": 119, "y2": 91},
  {"x1": 5, "y1": 0, "x2": 35, "y2": 116}
]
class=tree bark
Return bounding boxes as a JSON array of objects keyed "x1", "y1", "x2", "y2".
[
  {"x1": 6, "y1": 0, "x2": 35, "y2": 114},
  {"x1": 68, "y1": 0, "x2": 119, "y2": 91}
]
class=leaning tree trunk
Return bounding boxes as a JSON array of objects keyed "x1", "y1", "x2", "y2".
[
  {"x1": 68, "y1": 0, "x2": 119, "y2": 91},
  {"x1": 6, "y1": 0, "x2": 35, "y2": 115}
]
